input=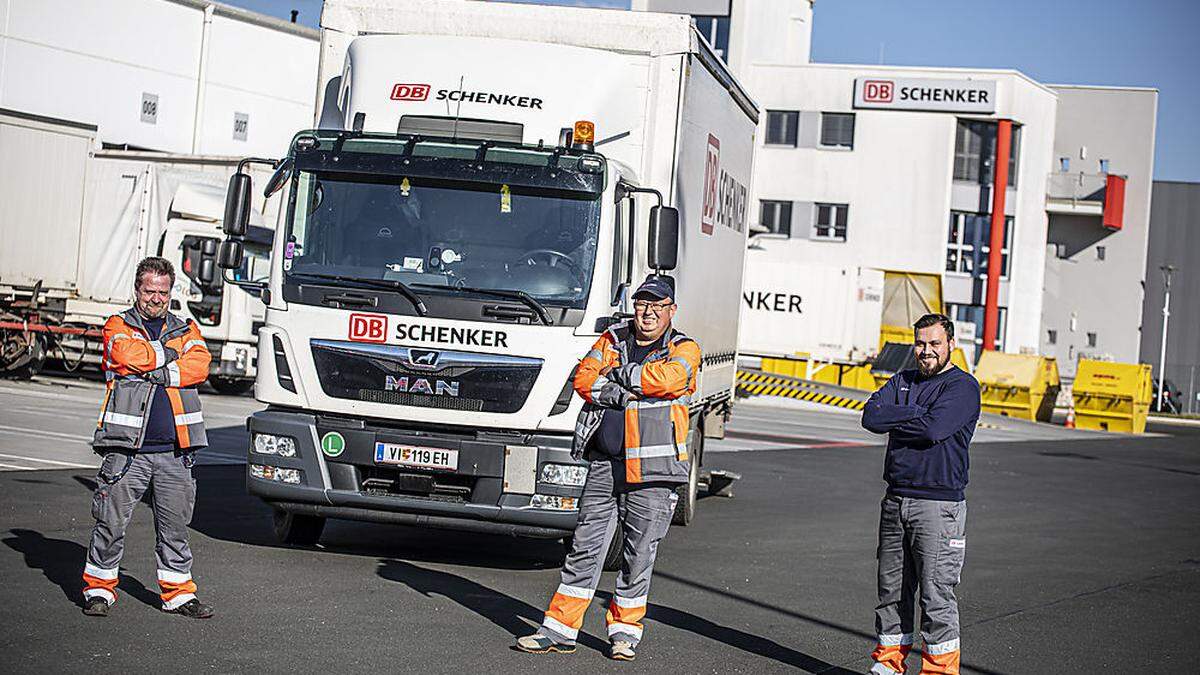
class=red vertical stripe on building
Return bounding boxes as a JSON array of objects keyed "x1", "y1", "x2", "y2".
[
  {"x1": 1103, "y1": 174, "x2": 1126, "y2": 230},
  {"x1": 983, "y1": 119, "x2": 1012, "y2": 352}
]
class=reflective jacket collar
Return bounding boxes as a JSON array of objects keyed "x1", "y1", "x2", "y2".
[{"x1": 120, "y1": 307, "x2": 188, "y2": 340}]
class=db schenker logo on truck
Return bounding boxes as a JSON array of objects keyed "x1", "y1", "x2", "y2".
[
  {"x1": 700, "y1": 134, "x2": 748, "y2": 236},
  {"x1": 349, "y1": 313, "x2": 388, "y2": 343}
]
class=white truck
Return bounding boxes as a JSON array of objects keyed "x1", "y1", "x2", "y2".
[
  {"x1": 0, "y1": 108, "x2": 277, "y2": 392},
  {"x1": 216, "y1": 0, "x2": 757, "y2": 555}
]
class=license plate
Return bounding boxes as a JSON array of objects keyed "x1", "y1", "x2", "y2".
[{"x1": 374, "y1": 442, "x2": 458, "y2": 471}]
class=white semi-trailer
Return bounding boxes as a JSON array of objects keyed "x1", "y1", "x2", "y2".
[
  {"x1": 0, "y1": 109, "x2": 277, "y2": 392},
  {"x1": 217, "y1": 0, "x2": 757, "y2": 553}
]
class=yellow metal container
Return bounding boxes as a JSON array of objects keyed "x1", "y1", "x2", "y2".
[
  {"x1": 975, "y1": 352, "x2": 1060, "y2": 422},
  {"x1": 761, "y1": 356, "x2": 876, "y2": 391},
  {"x1": 1073, "y1": 360, "x2": 1153, "y2": 433}
]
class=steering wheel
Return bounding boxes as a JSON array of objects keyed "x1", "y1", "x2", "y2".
[{"x1": 511, "y1": 249, "x2": 580, "y2": 276}]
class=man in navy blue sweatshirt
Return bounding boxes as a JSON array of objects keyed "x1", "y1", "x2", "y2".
[{"x1": 861, "y1": 314, "x2": 979, "y2": 675}]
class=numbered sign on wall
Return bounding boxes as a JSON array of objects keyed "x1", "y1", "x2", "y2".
[
  {"x1": 233, "y1": 112, "x2": 249, "y2": 142},
  {"x1": 141, "y1": 92, "x2": 159, "y2": 124}
]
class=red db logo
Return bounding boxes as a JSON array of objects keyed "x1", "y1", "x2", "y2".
[
  {"x1": 863, "y1": 80, "x2": 894, "y2": 103},
  {"x1": 390, "y1": 84, "x2": 431, "y2": 101},
  {"x1": 349, "y1": 313, "x2": 388, "y2": 343},
  {"x1": 700, "y1": 134, "x2": 720, "y2": 235}
]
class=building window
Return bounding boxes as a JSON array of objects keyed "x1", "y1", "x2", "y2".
[
  {"x1": 813, "y1": 203, "x2": 848, "y2": 241},
  {"x1": 1060, "y1": 157, "x2": 1070, "y2": 172},
  {"x1": 946, "y1": 211, "x2": 1013, "y2": 279},
  {"x1": 765, "y1": 110, "x2": 799, "y2": 146},
  {"x1": 1096, "y1": 246, "x2": 1106, "y2": 261},
  {"x1": 1099, "y1": 158, "x2": 1110, "y2": 174},
  {"x1": 954, "y1": 120, "x2": 1020, "y2": 187},
  {"x1": 1087, "y1": 332, "x2": 1097, "y2": 348},
  {"x1": 693, "y1": 16, "x2": 730, "y2": 60},
  {"x1": 759, "y1": 200, "x2": 792, "y2": 236},
  {"x1": 819, "y1": 113, "x2": 855, "y2": 149},
  {"x1": 947, "y1": 303, "x2": 1007, "y2": 353},
  {"x1": 1047, "y1": 329, "x2": 1057, "y2": 345}
]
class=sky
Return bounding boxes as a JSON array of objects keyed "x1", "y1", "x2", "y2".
[{"x1": 230, "y1": 0, "x2": 1198, "y2": 182}]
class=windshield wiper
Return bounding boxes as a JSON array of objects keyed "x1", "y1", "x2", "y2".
[
  {"x1": 410, "y1": 283, "x2": 553, "y2": 326},
  {"x1": 290, "y1": 272, "x2": 428, "y2": 316}
]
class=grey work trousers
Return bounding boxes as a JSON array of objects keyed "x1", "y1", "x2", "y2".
[
  {"x1": 82, "y1": 451, "x2": 199, "y2": 610},
  {"x1": 872, "y1": 495, "x2": 967, "y2": 675},
  {"x1": 539, "y1": 456, "x2": 678, "y2": 647}
]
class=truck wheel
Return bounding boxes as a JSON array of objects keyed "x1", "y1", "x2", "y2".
[
  {"x1": 672, "y1": 423, "x2": 703, "y2": 526},
  {"x1": 272, "y1": 508, "x2": 325, "y2": 546},
  {"x1": 562, "y1": 523, "x2": 625, "y2": 572},
  {"x1": 211, "y1": 376, "x2": 255, "y2": 396},
  {"x1": 603, "y1": 521, "x2": 624, "y2": 571},
  {"x1": 4, "y1": 335, "x2": 46, "y2": 380}
]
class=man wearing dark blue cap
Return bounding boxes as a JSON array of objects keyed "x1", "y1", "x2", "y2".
[{"x1": 517, "y1": 275, "x2": 701, "y2": 661}]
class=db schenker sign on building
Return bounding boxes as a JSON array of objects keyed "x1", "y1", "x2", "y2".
[{"x1": 853, "y1": 77, "x2": 996, "y2": 114}]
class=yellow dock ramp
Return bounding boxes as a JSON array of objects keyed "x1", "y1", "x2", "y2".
[
  {"x1": 975, "y1": 352, "x2": 1060, "y2": 423},
  {"x1": 1072, "y1": 360, "x2": 1153, "y2": 433}
]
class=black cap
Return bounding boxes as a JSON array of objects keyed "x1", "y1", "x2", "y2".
[{"x1": 632, "y1": 275, "x2": 675, "y2": 303}]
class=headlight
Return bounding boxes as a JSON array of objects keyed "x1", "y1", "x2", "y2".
[
  {"x1": 530, "y1": 494, "x2": 579, "y2": 511},
  {"x1": 253, "y1": 433, "x2": 297, "y2": 458},
  {"x1": 540, "y1": 463, "x2": 588, "y2": 487},
  {"x1": 249, "y1": 464, "x2": 302, "y2": 485}
]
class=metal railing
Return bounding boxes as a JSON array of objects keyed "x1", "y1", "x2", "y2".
[{"x1": 1046, "y1": 172, "x2": 1108, "y2": 203}]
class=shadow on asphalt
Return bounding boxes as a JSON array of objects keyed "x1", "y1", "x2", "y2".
[{"x1": 2, "y1": 528, "x2": 161, "y2": 610}]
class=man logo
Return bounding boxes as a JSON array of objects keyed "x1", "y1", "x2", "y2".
[
  {"x1": 349, "y1": 313, "x2": 388, "y2": 343},
  {"x1": 409, "y1": 349, "x2": 440, "y2": 368}
]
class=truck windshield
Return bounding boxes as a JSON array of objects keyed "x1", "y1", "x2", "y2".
[{"x1": 284, "y1": 170, "x2": 601, "y2": 308}]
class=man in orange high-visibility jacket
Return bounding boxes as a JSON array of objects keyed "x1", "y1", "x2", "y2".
[
  {"x1": 81, "y1": 256, "x2": 214, "y2": 619},
  {"x1": 517, "y1": 275, "x2": 700, "y2": 661}
]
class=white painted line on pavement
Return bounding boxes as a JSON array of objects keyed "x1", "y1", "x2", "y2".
[
  {"x1": 0, "y1": 462, "x2": 34, "y2": 470},
  {"x1": 0, "y1": 424, "x2": 92, "y2": 442},
  {"x1": 0, "y1": 452, "x2": 93, "y2": 468}
]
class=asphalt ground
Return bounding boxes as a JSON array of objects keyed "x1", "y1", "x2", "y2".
[{"x1": 1, "y1": 375, "x2": 1198, "y2": 673}]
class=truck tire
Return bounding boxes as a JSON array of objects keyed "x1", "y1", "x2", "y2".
[
  {"x1": 562, "y1": 522, "x2": 625, "y2": 572},
  {"x1": 272, "y1": 508, "x2": 325, "y2": 546},
  {"x1": 672, "y1": 420, "x2": 703, "y2": 526},
  {"x1": 4, "y1": 335, "x2": 46, "y2": 380},
  {"x1": 211, "y1": 376, "x2": 255, "y2": 396}
]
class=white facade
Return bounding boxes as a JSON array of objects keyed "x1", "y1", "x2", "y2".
[{"x1": 0, "y1": 0, "x2": 318, "y2": 157}]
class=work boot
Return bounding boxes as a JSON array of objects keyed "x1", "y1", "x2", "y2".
[
  {"x1": 82, "y1": 597, "x2": 110, "y2": 617},
  {"x1": 164, "y1": 598, "x2": 214, "y2": 619},
  {"x1": 609, "y1": 640, "x2": 636, "y2": 661},
  {"x1": 514, "y1": 633, "x2": 575, "y2": 654}
]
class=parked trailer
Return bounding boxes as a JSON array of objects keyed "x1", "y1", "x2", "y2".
[{"x1": 0, "y1": 108, "x2": 279, "y2": 391}]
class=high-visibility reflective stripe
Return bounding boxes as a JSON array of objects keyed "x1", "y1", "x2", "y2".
[
  {"x1": 107, "y1": 334, "x2": 130, "y2": 351},
  {"x1": 584, "y1": 349, "x2": 604, "y2": 362},
  {"x1": 870, "y1": 663, "x2": 902, "y2": 675},
  {"x1": 157, "y1": 569, "x2": 193, "y2": 584},
  {"x1": 555, "y1": 583, "x2": 594, "y2": 600},
  {"x1": 167, "y1": 362, "x2": 181, "y2": 387},
  {"x1": 150, "y1": 341, "x2": 166, "y2": 369},
  {"x1": 626, "y1": 444, "x2": 676, "y2": 459},
  {"x1": 631, "y1": 398, "x2": 676, "y2": 410},
  {"x1": 162, "y1": 592, "x2": 196, "y2": 611},
  {"x1": 877, "y1": 633, "x2": 914, "y2": 646},
  {"x1": 541, "y1": 616, "x2": 579, "y2": 640},
  {"x1": 612, "y1": 594, "x2": 647, "y2": 609},
  {"x1": 104, "y1": 412, "x2": 144, "y2": 427},
  {"x1": 183, "y1": 340, "x2": 205, "y2": 353},
  {"x1": 626, "y1": 363, "x2": 644, "y2": 393},
  {"x1": 174, "y1": 412, "x2": 203, "y2": 426},
  {"x1": 85, "y1": 563, "x2": 119, "y2": 580},
  {"x1": 925, "y1": 638, "x2": 960, "y2": 655},
  {"x1": 670, "y1": 356, "x2": 694, "y2": 380},
  {"x1": 606, "y1": 622, "x2": 643, "y2": 639},
  {"x1": 83, "y1": 588, "x2": 116, "y2": 604}
]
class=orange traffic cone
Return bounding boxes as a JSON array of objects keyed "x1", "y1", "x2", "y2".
[{"x1": 1065, "y1": 397, "x2": 1076, "y2": 429}]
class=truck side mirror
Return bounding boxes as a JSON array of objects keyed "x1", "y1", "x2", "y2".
[
  {"x1": 223, "y1": 172, "x2": 252, "y2": 237},
  {"x1": 264, "y1": 157, "x2": 294, "y2": 198},
  {"x1": 218, "y1": 239, "x2": 244, "y2": 270},
  {"x1": 201, "y1": 238, "x2": 218, "y2": 256},
  {"x1": 198, "y1": 258, "x2": 217, "y2": 285},
  {"x1": 647, "y1": 205, "x2": 679, "y2": 271}
]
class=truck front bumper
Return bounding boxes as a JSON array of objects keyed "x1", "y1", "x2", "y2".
[{"x1": 246, "y1": 408, "x2": 582, "y2": 539}]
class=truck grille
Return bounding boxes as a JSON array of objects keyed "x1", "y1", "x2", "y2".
[{"x1": 310, "y1": 339, "x2": 541, "y2": 413}]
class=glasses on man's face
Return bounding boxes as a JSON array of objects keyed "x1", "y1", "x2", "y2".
[{"x1": 633, "y1": 300, "x2": 674, "y2": 315}]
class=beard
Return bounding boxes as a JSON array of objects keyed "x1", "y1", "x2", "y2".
[{"x1": 917, "y1": 351, "x2": 950, "y2": 377}]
